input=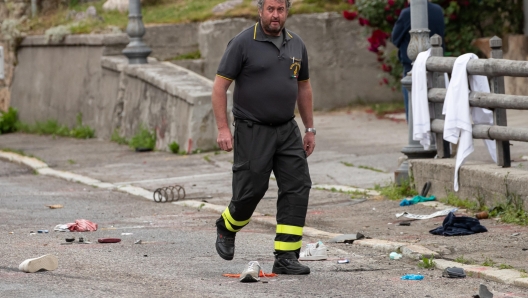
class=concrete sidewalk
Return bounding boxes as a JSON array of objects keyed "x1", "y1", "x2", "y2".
[{"x1": 1, "y1": 109, "x2": 528, "y2": 291}]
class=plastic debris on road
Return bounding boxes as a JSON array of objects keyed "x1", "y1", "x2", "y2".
[
  {"x1": 328, "y1": 233, "x2": 365, "y2": 243},
  {"x1": 46, "y1": 204, "x2": 63, "y2": 209},
  {"x1": 337, "y1": 259, "x2": 349, "y2": 264},
  {"x1": 67, "y1": 219, "x2": 98, "y2": 232},
  {"x1": 389, "y1": 252, "x2": 402, "y2": 260},
  {"x1": 400, "y1": 195, "x2": 436, "y2": 206},
  {"x1": 223, "y1": 270, "x2": 277, "y2": 278},
  {"x1": 396, "y1": 208, "x2": 458, "y2": 220},
  {"x1": 401, "y1": 274, "x2": 424, "y2": 280},
  {"x1": 98, "y1": 238, "x2": 121, "y2": 243},
  {"x1": 54, "y1": 224, "x2": 70, "y2": 232}
]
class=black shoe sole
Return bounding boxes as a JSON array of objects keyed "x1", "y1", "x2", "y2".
[
  {"x1": 272, "y1": 266, "x2": 310, "y2": 275},
  {"x1": 215, "y1": 244, "x2": 234, "y2": 261}
]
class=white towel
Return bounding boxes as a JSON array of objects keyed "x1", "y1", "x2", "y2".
[
  {"x1": 412, "y1": 49, "x2": 434, "y2": 150},
  {"x1": 443, "y1": 53, "x2": 497, "y2": 191}
]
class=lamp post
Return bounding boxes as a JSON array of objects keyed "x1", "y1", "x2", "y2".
[
  {"x1": 122, "y1": 0, "x2": 152, "y2": 64},
  {"x1": 394, "y1": 0, "x2": 436, "y2": 185}
]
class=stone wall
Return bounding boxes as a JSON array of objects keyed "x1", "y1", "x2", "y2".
[
  {"x1": 101, "y1": 56, "x2": 227, "y2": 152},
  {"x1": 9, "y1": 34, "x2": 128, "y2": 130}
]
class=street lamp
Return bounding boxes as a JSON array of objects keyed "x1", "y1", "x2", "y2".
[
  {"x1": 122, "y1": 0, "x2": 152, "y2": 64},
  {"x1": 394, "y1": 0, "x2": 436, "y2": 184}
]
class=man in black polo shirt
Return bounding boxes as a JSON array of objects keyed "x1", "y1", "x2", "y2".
[{"x1": 212, "y1": 0, "x2": 315, "y2": 275}]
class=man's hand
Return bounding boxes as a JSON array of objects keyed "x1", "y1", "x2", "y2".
[
  {"x1": 303, "y1": 132, "x2": 315, "y2": 157},
  {"x1": 217, "y1": 127, "x2": 233, "y2": 152}
]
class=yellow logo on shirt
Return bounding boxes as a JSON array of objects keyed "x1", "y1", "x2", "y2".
[{"x1": 290, "y1": 61, "x2": 301, "y2": 78}]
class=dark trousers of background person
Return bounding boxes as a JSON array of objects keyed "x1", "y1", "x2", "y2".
[{"x1": 216, "y1": 118, "x2": 312, "y2": 258}]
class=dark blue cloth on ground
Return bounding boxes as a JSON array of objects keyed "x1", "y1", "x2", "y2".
[{"x1": 429, "y1": 212, "x2": 487, "y2": 236}]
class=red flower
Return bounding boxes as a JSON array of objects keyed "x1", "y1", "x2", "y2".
[
  {"x1": 395, "y1": 9, "x2": 402, "y2": 16},
  {"x1": 382, "y1": 64, "x2": 392, "y2": 72},
  {"x1": 348, "y1": 0, "x2": 355, "y2": 4},
  {"x1": 386, "y1": 15, "x2": 394, "y2": 23},
  {"x1": 388, "y1": 0, "x2": 395, "y2": 6},
  {"x1": 449, "y1": 14, "x2": 457, "y2": 20},
  {"x1": 358, "y1": 17, "x2": 370, "y2": 26},
  {"x1": 383, "y1": 78, "x2": 389, "y2": 85},
  {"x1": 385, "y1": 5, "x2": 390, "y2": 11},
  {"x1": 343, "y1": 10, "x2": 358, "y2": 21}
]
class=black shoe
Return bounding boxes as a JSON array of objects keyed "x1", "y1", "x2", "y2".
[
  {"x1": 215, "y1": 231, "x2": 235, "y2": 260},
  {"x1": 272, "y1": 258, "x2": 310, "y2": 275}
]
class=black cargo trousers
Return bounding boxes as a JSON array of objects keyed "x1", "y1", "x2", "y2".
[{"x1": 216, "y1": 118, "x2": 312, "y2": 258}]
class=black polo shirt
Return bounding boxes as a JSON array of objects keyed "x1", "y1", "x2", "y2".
[{"x1": 217, "y1": 22, "x2": 310, "y2": 125}]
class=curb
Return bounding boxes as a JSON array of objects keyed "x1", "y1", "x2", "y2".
[{"x1": 2, "y1": 150, "x2": 527, "y2": 289}]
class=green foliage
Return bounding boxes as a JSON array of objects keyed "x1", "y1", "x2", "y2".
[
  {"x1": 111, "y1": 129, "x2": 128, "y2": 145},
  {"x1": 0, "y1": 107, "x2": 19, "y2": 134},
  {"x1": 440, "y1": 191, "x2": 481, "y2": 211},
  {"x1": 168, "y1": 50, "x2": 201, "y2": 61},
  {"x1": 341, "y1": 161, "x2": 354, "y2": 167},
  {"x1": 129, "y1": 124, "x2": 156, "y2": 151},
  {"x1": 358, "y1": 165, "x2": 384, "y2": 173},
  {"x1": 498, "y1": 264, "x2": 514, "y2": 270},
  {"x1": 481, "y1": 257, "x2": 495, "y2": 267},
  {"x1": 489, "y1": 174, "x2": 528, "y2": 225},
  {"x1": 374, "y1": 179, "x2": 417, "y2": 201},
  {"x1": 16, "y1": 113, "x2": 94, "y2": 139},
  {"x1": 417, "y1": 255, "x2": 436, "y2": 269},
  {"x1": 168, "y1": 141, "x2": 180, "y2": 154},
  {"x1": 343, "y1": 0, "x2": 525, "y2": 90},
  {"x1": 454, "y1": 255, "x2": 474, "y2": 265},
  {"x1": 70, "y1": 113, "x2": 95, "y2": 139}
]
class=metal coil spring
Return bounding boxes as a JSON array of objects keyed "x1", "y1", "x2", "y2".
[{"x1": 153, "y1": 185, "x2": 185, "y2": 202}]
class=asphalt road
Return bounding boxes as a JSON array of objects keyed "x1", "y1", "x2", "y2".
[{"x1": 1, "y1": 160, "x2": 526, "y2": 298}]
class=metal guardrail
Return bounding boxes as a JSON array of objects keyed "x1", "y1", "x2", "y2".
[{"x1": 422, "y1": 35, "x2": 523, "y2": 168}]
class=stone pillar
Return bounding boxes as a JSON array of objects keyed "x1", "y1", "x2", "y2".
[
  {"x1": 394, "y1": 0, "x2": 436, "y2": 185},
  {"x1": 122, "y1": 0, "x2": 151, "y2": 64}
]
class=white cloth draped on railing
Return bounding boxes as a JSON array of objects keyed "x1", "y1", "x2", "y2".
[
  {"x1": 412, "y1": 51, "x2": 497, "y2": 192},
  {"x1": 412, "y1": 48, "x2": 434, "y2": 150},
  {"x1": 443, "y1": 53, "x2": 496, "y2": 191}
]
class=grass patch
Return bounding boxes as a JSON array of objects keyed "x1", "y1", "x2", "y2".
[
  {"x1": 366, "y1": 102, "x2": 406, "y2": 117},
  {"x1": 111, "y1": 129, "x2": 129, "y2": 145},
  {"x1": 454, "y1": 255, "x2": 474, "y2": 265},
  {"x1": 129, "y1": 124, "x2": 156, "y2": 151},
  {"x1": 417, "y1": 256, "x2": 435, "y2": 269},
  {"x1": 481, "y1": 257, "x2": 495, "y2": 267},
  {"x1": 16, "y1": 113, "x2": 94, "y2": 139},
  {"x1": 498, "y1": 264, "x2": 514, "y2": 270},
  {"x1": 374, "y1": 179, "x2": 417, "y2": 201},
  {"x1": 67, "y1": 159, "x2": 76, "y2": 165},
  {"x1": 167, "y1": 50, "x2": 201, "y2": 61},
  {"x1": 203, "y1": 155, "x2": 211, "y2": 163},
  {"x1": 440, "y1": 191, "x2": 481, "y2": 212},
  {"x1": 358, "y1": 165, "x2": 384, "y2": 173},
  {"x1": 488, "y1": 174, "x2": 528, "y2": 225},
  {"x1": 341, "y1": 161, "x2": 354, "y2": 167}
]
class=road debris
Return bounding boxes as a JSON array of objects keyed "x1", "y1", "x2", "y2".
[
  {"x1": 389, "y1": 252, "x2": 402, "y2": 260},
  {"x1": 328, "y1": 233, "x2": 365, "y2": 243},
  {"x1": 442, "y1": 267, "x2": 466, "y2": 278},
  {"x1": 400, "y1": 195, "x2": 436, "y2": 206},
  {"x1": 98, "y1": 238, "x2": 121, "y2": 243},
  {"x1": 153, "y1": 185, "x2": 185, "y2": 202},
  {"x1": 475, "y1": 211, "x2": 489, "y2": 219},
  {"x1": 67, "y1": 219, "x2": 98, "y2": 232},
  {"x1": 396, "y1": 208, "x2": 457, "y2": 220},
  {"x1": 337, "y1": 259, "x2": 350, "y2": 264},
  {"x1": 19, "y1": 254, "x2": 58, "y2": 273},
  {"x1": 430, "y1": 212, "x2": 488, "y2": 236},
  {"x1": 401, "y1": 274, "x2": 424, "y2": 280},
  {"x1": 46, "y1": 204, "x2": 63, "y2": 209},
  {"x1": 299, "y1": 241, "x2": 328, "y2": 261}
]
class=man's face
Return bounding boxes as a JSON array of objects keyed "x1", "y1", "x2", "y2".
[{"x1": 259, "y1": 0, "x2": 288, "y2": 36}]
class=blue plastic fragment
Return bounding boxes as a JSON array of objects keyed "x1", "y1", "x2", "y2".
[{"x1": 401, "y1": 274, "x2": 424, "y2": 280}]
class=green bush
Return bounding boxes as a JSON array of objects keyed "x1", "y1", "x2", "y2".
[
  {"x1": 168, "y1": 141, "x2": 180, "y2": 154},
  {"x1": 129, "y1": 124, "x2": 156, "y2": 151},
  {"x1": 0, "y1": 107, "x2": 19, "y2": 134}
]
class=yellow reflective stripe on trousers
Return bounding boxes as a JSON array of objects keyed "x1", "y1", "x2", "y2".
[
  {"x1": 222, "y1": 213, "x2": 241, "y2": 232},
  {"x1": 221, "y1": 207, "x2": 250, "y2": 232},
  {"x1": 276, "y1": 224, "x2": 303, "y2": 236},
  {"x1": 274, "y1": 240, "x2": 302, "y2": 251}
]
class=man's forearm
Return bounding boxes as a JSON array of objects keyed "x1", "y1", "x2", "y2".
[
  {"x1": 212, "y1": 78, "x2": 232, "y2": 130},
  {"x1": 297, "y1": 81, "x2": 314, "y2": 128}
]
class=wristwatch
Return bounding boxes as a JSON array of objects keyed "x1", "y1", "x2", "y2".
[{"x1": 305, "y1": 128, "x2": 316, "y2": 135}]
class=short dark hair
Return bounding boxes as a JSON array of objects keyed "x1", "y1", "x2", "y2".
[{"x1": 257, "y1": 0, "x2": 292, "y2": 11}]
